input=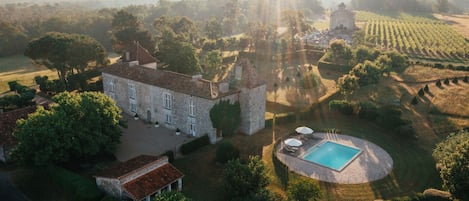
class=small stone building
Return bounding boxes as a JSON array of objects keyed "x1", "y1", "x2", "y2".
[
  {"x1": 102, "y1": 44, "x2": 266, "y2": 142},
  {"x1": 94, "y1": 155, "x2": 183, "y2": 201},
  {"x1": 330, "y1": 2, "x2": 356, "y2": 30}
]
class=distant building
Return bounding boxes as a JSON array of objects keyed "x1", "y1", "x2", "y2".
[
  {"x1": 102, "y1": 43, "x2": 266, "y2": 142},
  {"x1": 330, "y1": 2, "x2": 356, "y2": 30},
  {"x1": 94, "y1": 155, "x2": 183, "y2": 201}
]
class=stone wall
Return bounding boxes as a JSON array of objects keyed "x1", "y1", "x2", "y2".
[
  {"x1": 330, "y1": 11, "x2": 355, "y2": 30},
  {"x1": 239, "y1": 85, "x2": 266, "y2": 135}
]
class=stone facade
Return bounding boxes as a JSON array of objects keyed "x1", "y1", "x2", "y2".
[
  {"x1": 330, "y1": 3, "x2": 356, "y2": 30},
  {"x1": 102, "y1": 57, "x2": 266, "y2": 139}
]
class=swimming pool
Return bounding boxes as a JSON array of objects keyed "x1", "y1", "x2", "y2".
[{"x1": 302, "y1": 141, "x2": 362, "y2": 171}]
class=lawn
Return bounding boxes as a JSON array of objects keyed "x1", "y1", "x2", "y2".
[
  {"x1": 173, "y1": 101, "x2": 442, "y2": 201},
  {"x1": 0, "y1": 55, "x2": 58, "y2": 93}
]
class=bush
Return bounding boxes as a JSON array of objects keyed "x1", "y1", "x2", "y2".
[
  {"x1": 287, "y1": 179, "x2": 322, "y2": 201},
  {"x1": 163, "y1": 150, "x2": 174, "y2": 163},
  {"x1": 8, "y1": 81, "x2": 18, "y2": 91},
  {"x1": 411, "y1": 97, "x2": 418, "y2": 105},
  {"x1": 180, "y1": 135, "x2": 210, "y2": 155},
  {"x1": 376, "y1": 107, "x2": 405, "y2": 129},
  {"x1": 396, "y1": 124, "x2": 416, "y2": 139},
  {"x1": 418, "y1": 88, "x2": 425, "y2": 96},
  {"x1": 215, "y1": 141, "x2": 240, "y2": 164},
  {"x1": 329, "y1": 100, "x2": 353, "y2": 115},
  {"x1": 299, "y1": 72, "x2": 321, "y2": 89},
  {"x1": 424, "y1": 84, "x2": 429, "y2": 92},
  {"x1": 358, "y1": 102, "x2": 379, "y2": 120},
  {"x1": 436, "y1": 80, "x2": 441, "y2": 87},
  {"x1": 444, "y1": 78, "x2": 450, "y2": 85},
  {"x1": 452, "y1": 77, "x2": 458, "y2": 84}
]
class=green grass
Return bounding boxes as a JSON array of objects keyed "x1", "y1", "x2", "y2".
[
  {"x1": 0, "y1": 55, "x2": 57, "y2": 93},
  {"x1": 173, "y1": 102, "x2": 442, "y2": 201}
]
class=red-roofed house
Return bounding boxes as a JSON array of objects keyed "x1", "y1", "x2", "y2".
[{"x1": 94, "y1": 155, "x2": 183, "y2": 201}]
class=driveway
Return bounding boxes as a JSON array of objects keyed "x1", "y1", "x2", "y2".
[{"x1": 115, "y1": 115, "x2": 195, "y2": 161}]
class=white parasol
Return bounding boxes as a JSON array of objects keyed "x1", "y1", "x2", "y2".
[
  {"x1": 284, "y1": 138, "x2": 303, "y2": 147},
  {"x1": 295, "y1": 126, "x2": 314, "y2": 135}
]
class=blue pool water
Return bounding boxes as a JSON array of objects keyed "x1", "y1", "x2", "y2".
[{"x1": 302, "y1": 141, "x2": 361, "y2": 171}]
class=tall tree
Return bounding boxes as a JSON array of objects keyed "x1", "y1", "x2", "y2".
[
  {"x1": 157, "y1": 29, "x2": 201, "y2": 74},
  {"x1": 0, "y1": 21, "x2": 28, "y2": 56},
  {"x1": 24, "y1": 32, "x2": 107, "y2": 83},
  {"x1": 281, "y1": 9, "x2": 311, "y2": 42},
  {"x1": 435, "y1": 0, "x2": 450, "y2": 13},
  {"x1": 433, "y1": 130, "x2": 469, "y2": 200},
  {"x1": 223, "y1": 0, "x2": 240, "y2": 35},
  {"x1": 12, "y1": 92, "x2": 122, "y2": 166},
  {"x1": 111, "y1": 10, "x2": 155, "y2": 53},
  {"x1": 205, "y1": 17, "x2": 223, "y2": 40},
  {"x1": 209, "y1": 100, "x2": 241, "y2": 137}
]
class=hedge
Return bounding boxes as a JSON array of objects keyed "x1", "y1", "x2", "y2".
[
  {"x1": 328, "y1": 100, "x2": 354, "y2": 115},
  {"x1": 180, "y1": 135, "x2": 210, "y2": 155}
]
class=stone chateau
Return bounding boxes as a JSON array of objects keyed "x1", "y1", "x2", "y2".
[
  {"x1": 330, "y1": 2, "x2": 356, "y2": 30},
  {"x1": 102, "y1": 43, "x2": 266, "y2": 142}
]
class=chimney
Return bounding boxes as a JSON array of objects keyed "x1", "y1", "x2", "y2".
[{"x1": 125, "y1": 52, "x2": 130, "y2": 61}]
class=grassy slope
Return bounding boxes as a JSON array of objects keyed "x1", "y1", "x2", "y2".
[{"x1": 0, "y1": 55, "x2": 57, "y2": 93}]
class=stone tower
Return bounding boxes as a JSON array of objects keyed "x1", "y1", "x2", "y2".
[{"x1": 234, "y1": 59, "x2": 266, "y2": 135}]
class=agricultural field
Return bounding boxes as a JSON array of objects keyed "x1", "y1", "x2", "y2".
[{"x1": 357, "y1": 11, "x2": 469, "y2": 63}]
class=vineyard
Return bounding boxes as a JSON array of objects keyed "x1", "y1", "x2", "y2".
[{"x1": 357, "y1": 12, "x2": 469, "y2": 62}]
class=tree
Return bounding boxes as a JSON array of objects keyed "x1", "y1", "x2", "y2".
[
  {"x1": 204, "y1": 50, "x2": 223, "y2": 71},
  {"x1": 223, "y1": 0, "x2": 240, "y2": 35},
  {"x1": 110, "y1": 10, "x2": 155, "y2": 53},
  {"x1": 154, "y1": 191, "x2": 191, "y2": 201},
  {"x1": 324, "y1": 39, "x2": 353, "y2": 63},
  {"x1": 205, "y1": 17, "x2": 223, "y2": 40},
  {"x1": 222, "y1": 156, "x2": 270, "y2": 199},
  {"x1": 12, "y1": 92, "x2": 122, "y2": 166},
  {"x1": 281, "y1": 10, "x2": 310, "y2": 42},
  {"x1": 337, "y1": 74, "x2": 359, "y2": 99},
  {"x1": 350, "y1": 60, "x2": 382, "y2": 86},
  {"x1": 435, "y1": 0, "x2": 450, "y2": 13},
  {"x1": 24, "y1": 32, "x2": 107, "y2": 83},
  {"x1": 433, "y1": 130, "x2": 469, "y2": 200},
  {"x1": 375, "y1": 54, "x2": 392, "y2": 76},
  {"x1": 418, "y1": 88, "x2": 425, "y2": 96},
  {"x1": 436, "y1": 79, "x2": 442, "y2": 87},
  {"x1": 209, "y1": 100, "x2": 241, "y2": 137},
  {"x1": 157, "y1": 29, "x2": 201, "y2": 74},
  {"x1": 216, "y1": 141, "x2": 240, "y2": 164},
  {"x1": 0, "y1": 21, "x2": 28, "y2": 56},
  {"x1": 287, "y1": 179, "x2": 322, "y2": 201}
]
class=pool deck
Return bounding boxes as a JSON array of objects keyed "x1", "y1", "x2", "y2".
[{"x1": 276, "y1": 133, "x2": 393, "y2": 184}]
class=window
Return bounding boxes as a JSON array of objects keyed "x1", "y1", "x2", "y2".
[
  {"x1": 128, "y1": 83, "x2": 136, "y2": 100},
  {"x1": 130, "y1": 99, "x2": 137, "y2": 113},
  {"x1": 189, "y1": 98, "x2": 195, "y2": 116},
  {"x1": 165, "y1": 113, "x2": 172, "y2": 124},
  {"x1": 164, "y1": 93, "x2": 172, "y2": 110}
]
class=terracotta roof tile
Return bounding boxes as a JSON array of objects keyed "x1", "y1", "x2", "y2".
[
  {"x1": 122, "y1": 42, "x2": 157, "y2": 65},
  {"x1": 0, "y1": 106, "x2": 38, "y2": 146},
  {"x1": 122, "y1": 164, "x2": 183, "y2": 200},
  {"x1": 102, "y1": 64, "x2": 237, "y2": 99},
  {"x1": 95, "y1": 155, "x2": 161, "y2": 179}
]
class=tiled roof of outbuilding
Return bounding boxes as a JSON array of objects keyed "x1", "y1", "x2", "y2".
[
  {"x1": 0, "y1": 106, "x2": 38, "y2": 146},
  {"x1": 122, "y1": 163, "x2": 183, "y2": 200},
  {"x1": 94, "y1": 155, "x2": 161, "y2": 179}
]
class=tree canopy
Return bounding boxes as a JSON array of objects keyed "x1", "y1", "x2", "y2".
[
  {"x1": 157, "y1": 29, "x2": 201, "y2": 74},
  {"x1": 24, "y1": 32, "x2": 107, "y2": 82},
  {"x1": 222, "y1": 156, "x2": 270, "y2": 200},
  {"x1": 12, "y1": 92, "x2": 122, "y2": 166},
  {"x1": 209, "y1": 100, "x2": 241, "y2": 137},
  {"x1": 433, "y1": 130, "x2": 469, "y2": 200},
  {"x1": 110, "y1": 10, "x2": 155, "y2": 53},
  {"x1": 287, "y1": 179, "x2": 322, "y2": 201}
]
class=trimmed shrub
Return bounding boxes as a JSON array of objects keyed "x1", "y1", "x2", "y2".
[
  {"x1": 436, "y1": 80, "x2": 442, "y2": 87},
  {"x1": 376, "y1": 107, "x2": 406, "y2": 129},
  {"x1": 163, "y1": 150, "x2": 174, "y2": 163},
  {"x1": 411, "y1": 97, "x2": 418, "y2": 105},
  {"x1": 418, "y1": 88, "x2": 424, "y2": 96},
  {"x1": 358, "y1": 102, "x2": 379, "y2": 120},
  {"x1": 424, "y1": 84, "x2": 429, "y2": 92},
  {"x1": 463, "y1": 75, "x2": 468, "y2": 83},
  {"x1": 215, "y1": 141, "x2": 240, "y2": 164},
  {"x1": 452, "y1": 77, "x2": 458, "y2": 84},
  {"x1": 444, "y1": 78, "x2": 450, "y2": 85},
  {"x1": 7, "y1": 81, "x2": 18, "y2": 92},
  {"x1": 329, "y1": 100, "x2": 353, "y2": 115},
  {"x1": 181, "y1": 135, "x2": 210, "y2": 155}
]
